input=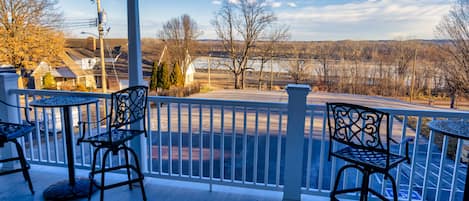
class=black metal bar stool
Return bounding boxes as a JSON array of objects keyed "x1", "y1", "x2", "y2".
[
  {"x1": 0, "y1": 99, "x2": 35, "y2": 194},
  {"x1": 77, "y1": 86, "x2": 148, "y2": 201},
  {"x1": 326, "y1": 102, "x2": 413, "y2": 201}
]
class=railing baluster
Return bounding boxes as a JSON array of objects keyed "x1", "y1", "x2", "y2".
[
  {"x1": 210, "y1": 105, "x2": 214, "y2": 183},
  {"x1": 44, "y1": 106, "x2": 51, "y2": 162},
  {"x1": 178, "y1": 103, "x2": 182, "y2": 176},
  {"x1": 34, "y1": 96, "x2": 42, "y2": 161},
  {"x1": 330, "y1": 142, "x2": 337, "y2": 191},
  {"x1": 147, "y1": 100, "x2": 153, "y2": 173},
  {"x1": 199, "y1": 104, "x2": 203, "y2": 179},
  {"x1": 188, "y1": 103, "x2": 193, "y2": 177},
  {"x1": 77, "y1": 106, "x2": 84, "y2": 166},
  {"x1": 60, "y1": 105, "x2": 67, "y2": 164},
  {"x1": 381, "y1": 113, "x2": 395, "y2": 194},
  {"x1": 276, "y1": 112, "x2": 283, "y2": 188},
  {"x1": 253, "y1": 108, "x2": 259, "y2": 184},
  {"x1": 242, "y1": 106, "x2": 247, "y2": 183},
  {"x1": 220, "y1": 106, "x2": 225, "y2": 181},
  {"x1": 157, "y1": 100, "x2": 162, "y2": 175},
  {"x1": 86, "y1": 104, "x2": 92, "y2": 166},
  {"x1": 264, "y1": 108, "x2": 271, "y2": 186},
  {"x1": 415, "y1": 115, "x2": 431, "y2": 200},
  {"x1": 17, "y1": 95, "x2": 27, "y2": 161},
  {"x1": 449, "y1": 138, "x2": 463, "y2": 201},
  {"x1": 51, "y1": 108, "x2": 59, "y2": 164},
  {"x1": 435, "y1": 135, "x2": 449, "y2": 201},
  {"x1": 168, "y1": 103, "x2": 172, "y2": 176},
  {"x1": 396, "y1": 115, "x2": 408, "y2": 196},
  {"x1": 28, "y1": 95, "x2": 36, "y2": 161},
  {"x1": 231, "y1": 106, "x2": 236, "y2": 182},
  {"x1": 305, "y1": 110, "x2": 314, "y2": 190},
  {"x1": 407, "y1": 116, "x2": 421, "y2": 201},
  {"x1": 318, "y1": 111, "x2": 327, "y2": 191}
]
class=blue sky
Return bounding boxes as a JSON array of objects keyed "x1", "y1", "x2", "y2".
[{"x1": 57, "y1": 0, "x2": 452, "y2": 41}]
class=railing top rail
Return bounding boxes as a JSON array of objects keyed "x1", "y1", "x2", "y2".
[
  {"x1": 10, "y1": 89, "x2": 288, "y2": 109},
  {"x1": 10, "y1": 89, "x2": 111, "y2": 99},
  {"x1": 306, "y1": 103, "x2": 469, "y2": 118},
  {"x1": 150, "y1": 96, "x2": 288, "y2": 108},
  {"x1": 11, "y1": 89, "x2": 469, "y2": 118}
]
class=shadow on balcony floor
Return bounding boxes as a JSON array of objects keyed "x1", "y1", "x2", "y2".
[{"x1": 0, "y1": 164, "x2": 335, "y2": 201}]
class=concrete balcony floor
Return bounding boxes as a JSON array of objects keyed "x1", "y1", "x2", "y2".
[{"x1": 0, "y1": 164, "x2": 334, "y2": 201}]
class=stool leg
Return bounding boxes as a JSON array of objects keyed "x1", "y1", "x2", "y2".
[
  {"x1": 331, "y1": 165, "x2": 352, "y2": 201},
  {"x1": 385, "y1": 172, "x2": 398, "y2": 201},
  {"x1": 89, "y1": 148, "x2": 100, "y2": 200},
  {"x1": 124, "y1": 147, "x2": 133, "y2": 190},
  {"x1": 128, "y1": 148, "x2": 147, "y2": 201},
  {"x1": 13, "y1": 139, "x2": 34, "y2": 194},
  {"x1": 100, "y1": 149, "x2": 112, "y2": 201},
  {"x1": 360, "y1": 170, "x2": 370, "y2": 201}
]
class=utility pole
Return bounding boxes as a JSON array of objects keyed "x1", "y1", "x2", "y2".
[
  {"x1": 208, "y1": 55, "x2": 211, "y2": 88},
  {"x1": 96, "y1": 0, "x2": 107, "y2": 92},
  {"x1": 270, "y1": 51, "x2": 273, "y2": 90}
]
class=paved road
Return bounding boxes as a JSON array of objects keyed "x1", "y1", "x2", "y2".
[{"x1": 190, "y1": 89, "x2": 455, "y2": 111}]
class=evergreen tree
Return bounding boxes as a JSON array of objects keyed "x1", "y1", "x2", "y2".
[
  {"x1": 170, "y1": 62, "x2": 184, "y2": 87},
  {"x1": 159, "y1": 62, "x2": 171, "y2": 90},
  {"x1": 150, "y1": 62, "x2": 159, "y2": 91}
]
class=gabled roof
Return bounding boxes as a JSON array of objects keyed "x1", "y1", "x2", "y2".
[
  {"x1": 55, "y1": 67, "x2": 76, "y2": 78},
  {"x1": 31, "y1": 62, "x2": 61, "y2": 77},
  {"x1": 61, "y1": 50, "x2": 89, "y2": 77}
]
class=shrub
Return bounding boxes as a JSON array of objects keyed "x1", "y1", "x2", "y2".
[
  {"x1": 158, "y1": 62, "x2": 171, "y2": 90},
  {"x1": 43, "y1": 72, "x2": 56, "y2": 89},
  {"x1": 75, "y1": 83, "x2": 88, "y2": 92},
  {"x1": 150, "y1": 62, "x2": 159, "y2": 91},
  {"x1": 170, "y1": 62, "x2": 184, "y2": 87}
]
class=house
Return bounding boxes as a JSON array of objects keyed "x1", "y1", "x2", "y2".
[{"x1": 30, "y1": 52, "x2": 97, "y2": 90}]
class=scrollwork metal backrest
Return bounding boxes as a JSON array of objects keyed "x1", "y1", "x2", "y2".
[
  {"x1": 327, "y1": 102, "x2": 389, "y2": 152},
  {"x1": 110, "y1": 86, "x2": 148, "y2": 129}
]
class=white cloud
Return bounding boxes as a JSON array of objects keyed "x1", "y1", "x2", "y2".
[
  {"x1": 277, "y1": 0, "x2": 452, "y2": 40},
  {"x1": 212, "y1": 0, "x2": 222, "y2": 5},
  {"x1": 229, "y1": 0, "x2": 240, "y2": 4},
  {"x1": 287, "y1": 2, "x2": 297, "y2": 8},
  {"x1": 271, "y1": 2, "x2": 282, "y2": 8}
]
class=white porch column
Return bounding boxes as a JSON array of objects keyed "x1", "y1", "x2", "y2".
[
  {"x1": 282, "y1": 84, "x2": 310, "y2": 201},
  {"x1": 127, "y1": 0, "x2": 148, "y2": 173},
  {"x1": 0, "y1": 73, "x2": 20, "y2": 170}
]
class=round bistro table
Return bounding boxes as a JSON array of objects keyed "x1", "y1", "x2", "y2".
[
  {"x1": 427, "y1": 119, "x2": 469, "y2": 201},
  {"x1": 30, "y1": 96, "x2": 99, "y2": 200}
]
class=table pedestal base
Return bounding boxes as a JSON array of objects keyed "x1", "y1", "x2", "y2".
[{"x1": 43, "y1": 178, "x2": 96, "y2": 200}]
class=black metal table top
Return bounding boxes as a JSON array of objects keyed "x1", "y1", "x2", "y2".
[
  {"x1": 427, "y1": 120, "x2": 469, "y2": 140},
  {"x1": 30, "y1": 96, "x2": 98, "y2": 108}
]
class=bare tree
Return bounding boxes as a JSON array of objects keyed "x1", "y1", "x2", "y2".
[
  {"x1": 436, "y1": 0, "x2": 469, "y2": 108},
  {"x1": 255, "y1": 25, "x2": 289, "y2": 90},
  {"x1": 212, "y1": 0, "x2": 276, "y2": 89},
  {"x1": 287, "y1": 45, "x2": 312, "y2": 84},
  {"x1": 159, "y1": 14, "x2": 201, "y2": 75},
  {"x1": 0, "y1": 0, "x2": 64, "y2": 87},
  {"x1": 315, "y1": 42, "x2": 334, "y2": 90}
]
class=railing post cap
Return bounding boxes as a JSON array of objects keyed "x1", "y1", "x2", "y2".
[{"x1": 286, "y1": 84, "x2": 311, "y2": 93}]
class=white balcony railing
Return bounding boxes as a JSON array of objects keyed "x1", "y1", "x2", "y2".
[{"x1": 4, "y1": 86, "x2": 469, "y2": 201}]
